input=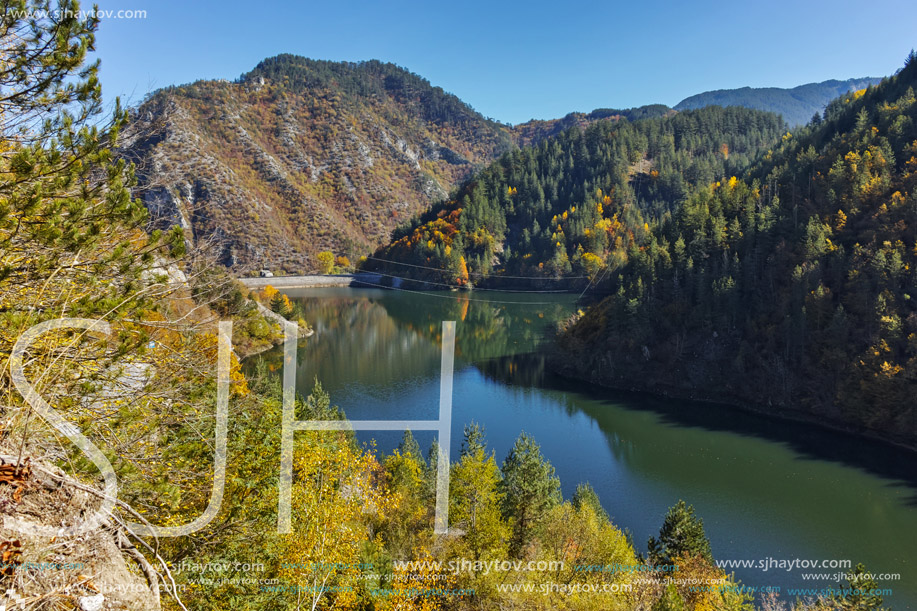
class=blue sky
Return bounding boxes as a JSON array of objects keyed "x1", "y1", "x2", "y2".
[{"x1": 94, "y1": 0, "x2": 916, "y2": 125}]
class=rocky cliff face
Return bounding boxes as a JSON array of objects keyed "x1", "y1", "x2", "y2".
[{"x1": 120, "y1": 56, "x2": 516, "y2": 273}]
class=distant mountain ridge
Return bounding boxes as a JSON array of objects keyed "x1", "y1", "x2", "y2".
[
  {"x1": 512, "y1": 105, "x2": 672, "y2": 147},
  {"x1": 675, "y1": 77, "x2": 882, "y2": 126}
]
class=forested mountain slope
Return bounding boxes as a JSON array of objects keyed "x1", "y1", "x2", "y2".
[
  {"x1": 675, "y1": 77, "x2": 882, "y2": 126},
  {"x1": 558, "y1": 55, "x2": 917, "y2": 447},
  {"x1": 367, "y1": 106, "x2": 786, "y2": 287},
  {"x1": 121, "y1": 56, "x2": 669, "y2": 274}
]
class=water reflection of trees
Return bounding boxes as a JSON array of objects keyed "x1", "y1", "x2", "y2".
[
  {"x1": 373, "y1": 292, "x2": 577, "y2": 363},
  {"x1": 477, "y1": 352, "x2": 548, "y2": 388},
  {"x1": 246, "y1": 297, "x2": 442, "y2": 392}
]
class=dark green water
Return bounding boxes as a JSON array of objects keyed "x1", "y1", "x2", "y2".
[{"x1": 250, "y1": 287, "x2": 917, "y2": 608}]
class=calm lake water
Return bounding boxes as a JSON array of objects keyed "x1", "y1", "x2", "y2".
[{"x1": 250, "y1": 287, "x2": 917, "y2": 608}]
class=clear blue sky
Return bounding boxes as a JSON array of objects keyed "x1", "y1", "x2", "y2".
[{"x1": 94, "y1": 0, "x2": 916, "y2": 125}]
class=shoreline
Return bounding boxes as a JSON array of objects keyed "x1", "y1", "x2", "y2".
[
  {"x1": 236, "y1": 299, "x2": 315, "y2": 360},
  {"x1": 546, "y1": 350, "x2": 917, "y2": 456},
  {"x1": 238, "y1": 273, "x2": 588, "y2": 293},
  {"x1": 238, "y1": 273, "x2": 384, "y2": 290}
]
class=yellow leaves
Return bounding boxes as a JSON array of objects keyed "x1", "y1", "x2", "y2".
[
  {"x1": 834, "y1": 209, "x2": 847, "y2": 232},
  {"x1": 845, "y1": 150, "x2": 860, "y2": 174},
  {"x1": 262, "y1": 285, "x2": 279, "y2": 301},
  {"x1": 229, "y1": 352, "x2": 250, "y2": 397},
  {"x1": 279, "y1": 437, "x2": 384, "y2": 609},
  {"x1": 581, "y1": 252, "x2": 604, "y2": 276},
  {"x1": 879, "y1": 361, "x2": 903, "y2": 378},
  {"x1": 507, "y1": 186, "x2": 518, "y2": 196},
  {"x1": 382, "y1": 550, "x2": 460, "y2": 611},
  {"x1": 853, "y1": 88, "x2": 867, "y2": 100},
  {"x1": 782, "y1": 132, "x2": 793, "y2": 141},
  {"x1": 719, "y1": 142, "x2": 729, "y2": 159},
  {"x1": 727, "y1": 176, "x2": 738, "y2": 190},
  {"x1": 456, "y1": 256, "x2": 469, "y2": 285}
]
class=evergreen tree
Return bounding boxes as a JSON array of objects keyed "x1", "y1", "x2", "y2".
[
  {"x1": 500, "y1": 432, "x2": 562, "y2": 555},
  {"x1": 837, "y1": 563, "x2": 886, "y2": 610},
  {"x1": 571, "y1": 482, "x2": 609, "y2": 522},
  {"x1": 461, "y1": 421, "x2": 486, "y2": 457},
  {"x1": 398, "y1": 429, "x2": 424, "y2": 466},
  {"x1": 647, "y1": 500, "x2": 713, "y2": 566},
  {"x1": 652, "y1": 584, "x2": 687, "y2": 611}
]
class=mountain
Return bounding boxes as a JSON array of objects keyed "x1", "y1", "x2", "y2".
[
  {"x1": 120, "y1": 56, "x2": 883, "y2": 274},
  {"x1": 367, "y1": 106, "x2": 786, "y2": 287},
  {"x1": 120, "y1": 55, "x2": 666, "y2": 274},
  {"x1": 512, "y1": 105, "x2": 672, "y2": 147},
  {"x1": 557, "y1": 56, "x2": 917, "y2": 447},
  {"x1": 120, "y1": 55, "x2": 517, "y2": 272},
  {"x1": 675, "y1": 77, "x2": 882, "y2": 127}
]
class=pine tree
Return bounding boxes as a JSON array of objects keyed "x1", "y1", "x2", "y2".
[
  {"x1": 398, "y1": 429, "x2": 424, "y2": 465},
  {"x1": 1, "y1": 0, "x2": 183, "y2": 451},
  {"x1": 571, "y1": 482, "x2": 609, "y2": 522},
  {"x1": 500, "y1": 432, "x2": 561, "y2": 556},
  {"x1": 652, "y1": 584, "x2": 687, "y2": 611},
  {"x1": 461, "y1": 421, "x2": 486, "y2": 457},
  {"x1": 837, "y1": 564, "x2": 886, "y2": 610},
  {"x1": 647, "y1": 500, "x2": 713, "y2": 566}
]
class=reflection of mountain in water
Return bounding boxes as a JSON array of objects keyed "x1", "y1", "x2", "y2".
[
  {"x1": 248, "y1": 296, "x2": 442, "y2": 394},
  {"x1": 372, "y1": 292, "x2": 577, "y2": 363},
  {"x1": 478, "y1": 351, "x2": 917, "y2": 500}
]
